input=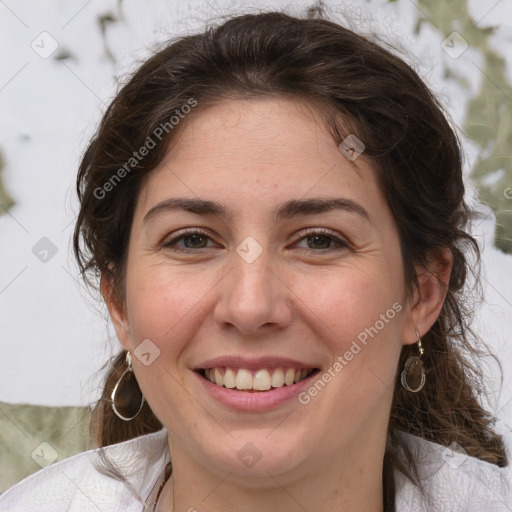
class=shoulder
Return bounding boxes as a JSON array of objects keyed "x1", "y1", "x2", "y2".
[
  {"x1": 0, "y1": 428, "x2": 169, "y2": 512},
  {"x1": 395, "y1": 431, "x2": 512, "y2": 511}
]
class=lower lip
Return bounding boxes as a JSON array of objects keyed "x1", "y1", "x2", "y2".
[{"x1": 194, "y1": 371, "x2": 317, "y2": 411}]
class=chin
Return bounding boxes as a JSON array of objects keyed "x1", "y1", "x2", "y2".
[{"x1": 199, "y1": 434, "x2": 311, "y2": 482}]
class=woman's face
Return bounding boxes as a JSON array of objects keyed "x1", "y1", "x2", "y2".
[{"x1": 108, "y1": 97, "x2": 421, "y2": 483}]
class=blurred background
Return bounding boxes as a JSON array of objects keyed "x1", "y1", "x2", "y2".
[{"x1": 1, "y1": 0, "x2": 511, "y2": 492}]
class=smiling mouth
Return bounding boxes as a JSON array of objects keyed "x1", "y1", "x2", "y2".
[{"x1": 197, "y1": 367, "x2": 319, "y2": 392}]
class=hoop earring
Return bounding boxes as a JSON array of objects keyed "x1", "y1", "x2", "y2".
[
  {"x1": 401, "y1": 330, "x2": 426, "y2": 393},
  {"x1": 111, "y1": 351, "x2": 145, "y2": 421}
]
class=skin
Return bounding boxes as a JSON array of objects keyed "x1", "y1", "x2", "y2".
[{"x1": 102, "y1": 97, "x2": 452, "y2": 512}]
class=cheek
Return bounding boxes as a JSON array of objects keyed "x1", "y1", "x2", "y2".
[
  {"x1": 294, "y1": 269, "x2": 404, "y2": 428},
  {"x1": 123, "y1": 264, "x2": 210, "y2": 428},
  {"x1": 295, "y1": 266, "x2": 404, "y2": 343},
  {"x1": 292, "y1": 262, "x2": 405, "y2": 399},
  {"x1": 124, "y1": 263, "x2": 213, "y2": 348}
]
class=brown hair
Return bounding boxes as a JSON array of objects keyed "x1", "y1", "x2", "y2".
[{"x1": 73, "y1": 8, "x2": 508, "y2": 510}]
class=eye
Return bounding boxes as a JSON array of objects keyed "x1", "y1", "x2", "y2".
[
  {"x1": 162, "y1": 229, "x2": 217, "y2": 251},
  {"x1": 294, "y1": 228, "x2": 349, "y2": 253},
  {"x1": 162, "y1": 228, "x2": 350, "y2": 253}
]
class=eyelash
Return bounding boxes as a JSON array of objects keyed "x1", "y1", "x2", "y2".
[{"x1": 161, "y1": 228, "x2": 349, "y2": 254}]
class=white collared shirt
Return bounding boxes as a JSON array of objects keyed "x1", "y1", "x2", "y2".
[{"x1": 0, "y1": 428, "x2": 510, "y2": 511}]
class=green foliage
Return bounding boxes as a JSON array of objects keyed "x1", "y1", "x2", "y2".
[
  {"x1": 0, "y1": 150, "x2": 15, "y2": 214},
  {"x1": 0, "y1": 402, "x2": 93, "y2": 492},
  {"x1": 418, "y1": 0, "x2": 512, "y2": 253}
]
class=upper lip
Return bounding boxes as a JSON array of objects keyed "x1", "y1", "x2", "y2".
[{"x1": 194, "y1": 356, "x2": 319, "y2": 370}]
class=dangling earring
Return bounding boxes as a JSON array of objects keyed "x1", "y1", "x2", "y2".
[
  {"x1": 111, "y1": 351, "x2": 145, "y2": 421},
  {"x1": 401, "y1": 330, "x2": 426, "y2": 392}
]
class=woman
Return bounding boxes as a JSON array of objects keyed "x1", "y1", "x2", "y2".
[{"x1": 1, "y1": 8, "x2": 510, "y2": 512}]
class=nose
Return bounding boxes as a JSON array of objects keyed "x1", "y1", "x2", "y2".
[{"x1": 213, "y1": 246, "x2": 292, "y2": 335}]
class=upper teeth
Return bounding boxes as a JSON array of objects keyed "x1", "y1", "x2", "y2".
[{"x1": 203, "y1": 367, "x2": 314, "y2": 391}]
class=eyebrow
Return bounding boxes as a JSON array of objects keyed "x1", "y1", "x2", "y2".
[
  {"x1": 143, "y1": 198, "x2": 228, "y2": 224},
  {"x1": 275, "y1": 197, "x2": 370, "y2": 222},
  {"x1": 143, "y1": 197, "x2": 371, "y2": 224}
]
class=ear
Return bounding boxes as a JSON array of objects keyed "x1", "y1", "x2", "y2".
[
  {"x1": 404, "y1": 247, "x2": 453, "y2": 344},
  {"x1": 100, "y1": 270, "x2": 132, "y2": 352}
]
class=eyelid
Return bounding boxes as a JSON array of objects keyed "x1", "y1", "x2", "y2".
[
  {"x1": 294, "y1": 226, "x2": 344, "y2": 239},
  {"x1": 161, "y1": 226, "x2": 350, "y2": 252},
  {"x1": 292, "y1": 227, "x2": 351, "y2": 250},
  {"x1": 161, "y1": 227, "x2": 218, "y2": 249}
]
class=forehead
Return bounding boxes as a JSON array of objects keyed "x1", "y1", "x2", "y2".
[
  {"x1": 165, "y1": 97, "x2": 364, "y2": 170},
  {"x1": 135, "y1": 97, "x2": 383, "y2": 220}
]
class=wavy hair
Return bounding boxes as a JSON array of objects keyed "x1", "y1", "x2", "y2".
[{"x1": 73, "y1": 8, "x2": 508, "y2": 510}]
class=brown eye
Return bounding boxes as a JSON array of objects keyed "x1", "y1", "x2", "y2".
[
  {"x1": 294, "y1": 229, "x2": 349, "y2": 253},
  {"x1": 180, "y1": 233, "x2": 209, "y2": 248},
  {"x1": 162, "y1": 229, "x2": 215, "y2": 251},
  {"x1": 306, "y1": 234, "x2": 333, "y2": 250}
]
